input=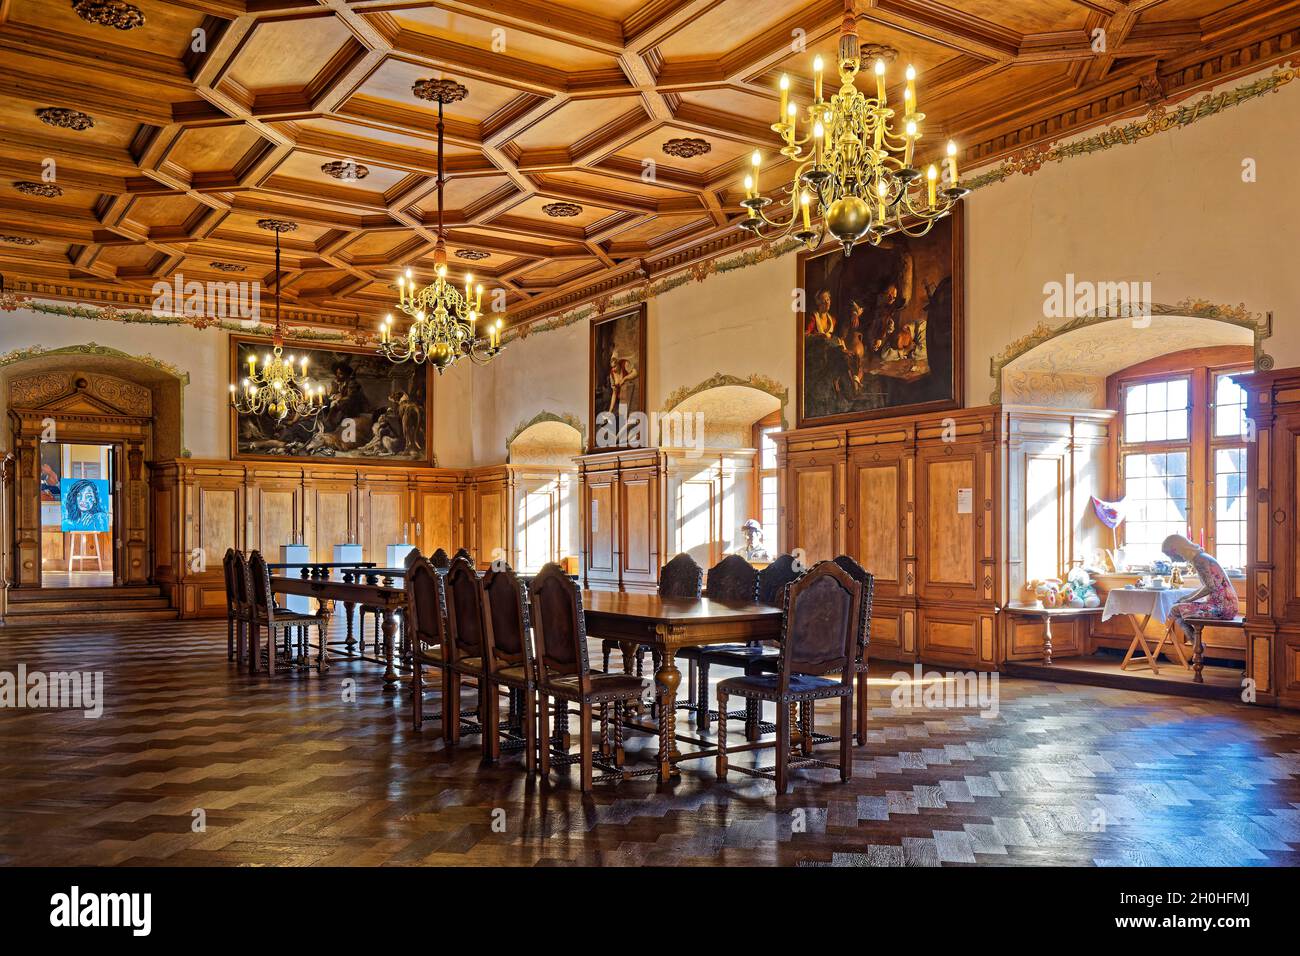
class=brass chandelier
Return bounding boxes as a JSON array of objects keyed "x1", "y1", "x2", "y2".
[
  {"x1": 229, "y1": 220, "x2": 324, "y2": 421},
  {"x1": 380, "y1": 76, "x2": 503, "y2": 371},
  {"x1": 739, "y1": 0, "x2": 968, "y2": 255}
]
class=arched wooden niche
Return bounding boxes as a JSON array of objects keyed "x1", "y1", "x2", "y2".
[
  {"x1": 995, "y1": 312, "x2": 1262, "y2": 407},
  {"x1": 506, "y1": 413, "x2": 584, "y2": 466},
  {"x1": 4, "y1": 363, "x2": 167, "y2": 588}
]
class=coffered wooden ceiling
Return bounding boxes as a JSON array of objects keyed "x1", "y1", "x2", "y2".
[{"x1": 1, "y1": 0, "x2": 1297, "y2": 333}]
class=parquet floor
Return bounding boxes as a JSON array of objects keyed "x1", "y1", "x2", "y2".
[{"x1": 2, "y1": 618, "x2": 1299, "y2": 867}]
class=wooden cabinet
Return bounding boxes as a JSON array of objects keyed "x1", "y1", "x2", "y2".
[
  {"x1": 150, "y1": 459, "x2": 467, "y2": 617},
  {"x1": 576, "y1": 449, "x2": 665, "y2": 592},
  {"x1": 776, "y1": 408, "x2": 999, "y2": 669},
  {"x1": 1242, "y1": 369, "x2": 1300, "y2": 708}
]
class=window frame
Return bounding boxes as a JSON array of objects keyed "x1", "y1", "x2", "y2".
[
  {"x1": 752, "y1": 410, "x2": 783, "y2": 554},
  {"x1": 1107, "y1": 348, "x2": 1252, "y2": 569}
]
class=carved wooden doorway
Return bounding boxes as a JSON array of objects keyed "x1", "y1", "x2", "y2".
[{"x1": 7, "y1": 375, "x2": 152, "y2": 589}]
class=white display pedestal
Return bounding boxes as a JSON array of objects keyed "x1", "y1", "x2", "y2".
[
  {"x1": 278, "y1": 544, "x2": 311, "y2": 613},
  {"x1": 386, "y1": 543, "x2": 416, "y2": 569}
]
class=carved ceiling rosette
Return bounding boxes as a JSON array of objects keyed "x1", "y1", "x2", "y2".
[
  {"x1": 542, "y1": 202, "x2": 582, "y2": 218},
  {"x1": 36, "y1": 108, "x2": 94, "y2": 131},
  {"x1": 209, "y1": 261, "x2": 246, "y2": 273},
  {"x1": 71, "y1": 0, "x2": 145, "y2": 30},
  {"x1": 256, "y1": 219, "x2": 298, "y2": 233},
  {"x1": 412, "y1": 77, "x2": 469, "y2": 104},
  {"x1": 0, "y1": 235, "x2": 39, "y2": 246},
  {"x1": 454, "y1": 249, "x2": 489, "y2": 260},
  {"x1": 321, "y1": 160, "x2": 370, "y2": 180},
  {"x1": 662, "y1": 137, "x2": 712, "y2": 159},
  {"x1": 14, "y1": 182, "x2": 62, "y2": 199}
]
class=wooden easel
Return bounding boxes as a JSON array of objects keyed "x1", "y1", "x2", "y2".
[{"x1": 68, "y1": 532, "x2": 103, "y2": 571}]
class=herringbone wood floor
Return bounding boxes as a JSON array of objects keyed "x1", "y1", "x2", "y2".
[{"x1": 2, "y1": 618, "x2": 1299, "y2": 867}]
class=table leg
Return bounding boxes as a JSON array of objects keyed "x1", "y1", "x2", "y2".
[
  {"x1": 381, "y1": 607, "x2": 398, "y2": 684},
  {"x1": 317, "y1": 598, "x2": 333, "y2": 673},
  {"x1": 1120, "y1": 612, "x2": 1160, "y2": 674},
  {"x1": 1192, "y1": 625, "x2": 1205, "y2": 684},
  {"x1": 343, "y1": 601, "x2": 356, "y2": 656},
  {"x1": 1042, "y1": 616, "x2": 1054, "y2": 665},
  {"x1": 654, "y1": 654, "x2": 682, "y2": 782}
]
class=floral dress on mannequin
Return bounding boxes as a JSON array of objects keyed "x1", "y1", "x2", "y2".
[{"x1": 1168, "y1": 548, "x2": 1239, "y2": 640}]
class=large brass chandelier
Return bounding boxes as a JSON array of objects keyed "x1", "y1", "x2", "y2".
[
  {"x1": 229, "y1": 220, "x2": 323, "y2": 421},
  {"x1": 740, "y1": 0, "x2": 968, "y2": 255},
  {"x1": 379, "y1": 76, "x2": 503, "y2": 372}
]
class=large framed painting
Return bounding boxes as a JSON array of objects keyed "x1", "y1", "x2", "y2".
[
  {"x1": 797, "y1": 206, "x2": 963, "y2": 427},
  {"x1": 588, "y1": 304, "x2": 647, "y2": 451},
  {"x1": 230, "y1": 335, "x2": 432, "y2": 465}
]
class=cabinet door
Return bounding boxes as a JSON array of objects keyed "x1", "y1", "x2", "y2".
[
  {"x1": 362, "y1": 483, "x2": 409, "y2": 563},
  {"x1": 848, "y1": 457, "x2": 902, "y2": 597},
  {"x1": 415, "y1": 488, "x2": 457, "y2": 556},
  {"x1": 585, "y1": 474, "x2": 617, "y2": 582},
  {"x1": 251, "y1": 481, "x2": 302, "y2": 555},
  {"x1": 620, "y1": 467, "x2": 660, "y2": 591},
  {"x1": 475, "y1": 483, "x2": 506, "y2": 567},
  {"x1": 917, "y1": 451, "x2": 978, "y2": 601},
  {"x1": 307, "y1": 481, "x2": 357, "y2": 562},
  {"x1": 788, "y1": 461, "x2": 838, "y2": 563}
]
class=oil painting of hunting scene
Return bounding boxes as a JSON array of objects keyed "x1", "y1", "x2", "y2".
[{"x1": 230, "y1": 337, "x2": 431, "y2": 465}]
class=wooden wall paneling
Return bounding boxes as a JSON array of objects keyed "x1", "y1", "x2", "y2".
[
  {"x1": 580, "y1": 459, "x2": 619, "y2": 590},
  {"x1": 413, "y1": 476, "x2": 461, "y2": 558},
  {"x1": 918, "y1": 451, "x2": 977, "y2": 598},
  {"x1": 360, "y1": 472, "x2": 411, "y2": 563},
  {"x1": 247, "y1": 467, "x2": 304, "y2": 556},
  {"x1": 468, "y1": 468, "x2": 508, "y2": 569},
  {"x1": 306, "y1": 476, "x2": 358, "y2": 565},
  {"x1": 189, "y1": 465, "x2": 245, "y2": 616}
]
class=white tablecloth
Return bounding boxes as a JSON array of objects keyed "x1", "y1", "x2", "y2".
[{"x1": 1101, "y1": 587, "x2": 1198, "y2": 622}]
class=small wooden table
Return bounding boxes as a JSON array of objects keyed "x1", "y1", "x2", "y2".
[
  {"x1": 1103, "y1": 586, "x2": 1197, "y2": 674},
  {"x1": 1004, "y1": 603, "x2": 1103, "y2": 664},
  {"x1": 581, "y1": 591, "x2": 782, "y2": 782},
  {"x1": 270, "y1": 574, "x2": 406, "y2": 681}
]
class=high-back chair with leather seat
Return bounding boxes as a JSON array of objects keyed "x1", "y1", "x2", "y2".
[
  {"x1": 405, "y1": 548, "x2": 450, "y2": 732},
  {"x1": 529, "y1": 563, "x2": 650, "y2": 791},
  {"x1": 481, "y1": 562, "x2": 537, "y2": 771},
  {"x1": 678, "y1": 554, "x2": 761, "y2": 729},
  {"x1": 222, "y1": 548, "x2": 244, "y2": 663},
  {"x1": 716, "y1": 560, "x2": 862, "y2": 794},
  {"x1": 435, "y1": 554, "x2": 489, "y2": 745},
  {"x1": 247, "y1": 550, "x2": 328, "y2": 675},
  {"x1": 833, "y1": 554, "x2": 875, "y2": 745}
]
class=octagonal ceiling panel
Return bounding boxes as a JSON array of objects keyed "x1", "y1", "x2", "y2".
[
  {"x1": 224, "y1": 15, "x2": 361, "y2": 102},
  {"x1": 386, "y1": 7, "x2": 624, "y2": 73},
  {"x1": 347, "y1": 57, "x2": 525, "y2": 129}
]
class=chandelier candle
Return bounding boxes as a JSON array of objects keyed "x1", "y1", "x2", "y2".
[{"x1": 738, "y1": 0, "x2": 968, "y2": 256}]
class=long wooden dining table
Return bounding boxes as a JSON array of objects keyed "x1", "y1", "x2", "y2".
[
  {"x1": 267, "y1": 575, "x2": 783, "y2": 782},
  {"x1": 582, "y1": 591, "x2": 783, "y2": 782}
]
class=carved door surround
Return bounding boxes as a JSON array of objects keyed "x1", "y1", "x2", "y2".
[{"x1": 7, "y1": 374, "x2": 152, "y2": 588}]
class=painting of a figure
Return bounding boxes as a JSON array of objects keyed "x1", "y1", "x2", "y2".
[
  {"x1": 798, "y1": 209, "x2": 963, "y2": 426},
  {"x1": 61, "y1": 478, "x2": 111, "y2": 532},
  {"x1": 231, "y1": 337, "x2": 432, "y2": 465},
  {"x1": 589, "y1": 305, "x2": 646, "y2": 449}
]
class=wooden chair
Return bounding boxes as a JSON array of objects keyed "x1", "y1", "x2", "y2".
[
  {"x1": 716, "y1": 560, "x2": 862, "y2": 794},
  {"x1": 481, "y1": 562, "x2": 537, "y2": 771},
  {"x1": 601, "y1": 552, "x2": 703, "y2": 674},
  {"x1": 678, "y1": 554, "x2": 761, "y2": 730},
  {"x1": 434, "y1": 555, "x2": 490, "y2": 744},
  {"x1": 529, "y1": 563, "x2": 651, "y2": 792},
  {"x1": 232, "y1": 550, "x2": 255, "y2": 667},
  {"x1": 247, "y1": 550, "x2": 328, "y2": 675},
  {"x1": 430, "y1": 548, "x2": 451, "y2": 570},
  {"x1": 405, "y1": 548, "x2": 448, "y2": 732},
  {"x1": 833, "y1": 554, "x2": 875, "y2": 746},
  {"x1": 222, "y1": 548, "x2": 244, "y2": 663}
]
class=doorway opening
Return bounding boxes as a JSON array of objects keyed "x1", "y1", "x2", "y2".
[{"x1": 39, "y1": 441, "x2": 117, "y2": 588}]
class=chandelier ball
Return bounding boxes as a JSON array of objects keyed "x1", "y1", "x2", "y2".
[
  {"x1": 825, "y1": 196, "x2": 873, "y2": 246},
  {"x1": 429, "y1": 342, "x2": 456, "y2": 370}
]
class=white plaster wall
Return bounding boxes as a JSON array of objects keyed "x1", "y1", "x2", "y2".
[{"x1": 0, "y1": 309, "x2": 227, "y2": 457}]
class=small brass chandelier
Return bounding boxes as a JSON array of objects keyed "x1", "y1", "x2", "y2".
[
  {"x1": 380, "y1": 75, "x2": 503, "y2": 372},
  {"x1": 739, "y1": 0, "x2": 969, "y2": 255},
  {"x1": 229, "y1": 220, "x2": 324, "y2": 420}
]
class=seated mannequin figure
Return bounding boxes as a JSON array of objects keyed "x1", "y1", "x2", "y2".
[{"x1": 1160, "y1": 533, "x2": 1240, "y2": 642}]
